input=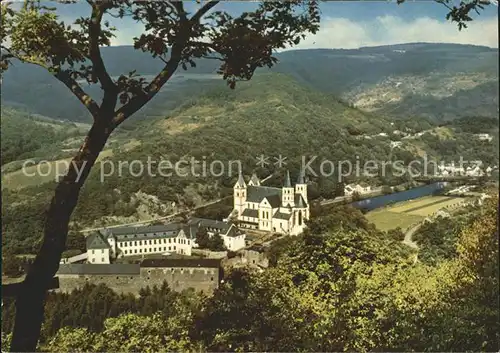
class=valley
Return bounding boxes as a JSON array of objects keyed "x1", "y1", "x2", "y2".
[
  {"x1": 1, "y1": 0, "x2": 499, "y2": 348},
  {"x1": 1, "y1": 71, "x2": 498, "y2": 256}
]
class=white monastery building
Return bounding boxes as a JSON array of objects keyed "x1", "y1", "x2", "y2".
[
  {"x1": 86, "y1": 218, "x2": 246, "y2": 264},
  {"x1": 231, "y1": 170, "x2": 309, "y2": 235}
]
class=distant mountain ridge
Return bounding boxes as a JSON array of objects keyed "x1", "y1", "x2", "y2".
[{"x1": 1, "y1": 42, "x2": 498, "y2": 122}]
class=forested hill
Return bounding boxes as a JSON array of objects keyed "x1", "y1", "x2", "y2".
[
  {"x1": 2, "y1": 73, "x2": 499, "y2": 254},
  {"x1": 1, "y1": 43, "x2": 497, "y2": 123}
]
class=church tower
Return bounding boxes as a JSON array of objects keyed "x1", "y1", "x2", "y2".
[
  {"x1": 281, "y1": 170, "x2": 294, "y2": 207},
  {"x1": 295, "y1": 168, "x2": 308, "y2": 202},
  {"x1": 248, "y1": 172, "x2": 260, "y2": 186},
  {"x1": 233, "y1": 170, "x2": 247, "y2": 217}
]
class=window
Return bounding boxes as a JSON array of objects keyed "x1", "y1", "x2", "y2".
[
  {"x1": 91, "y1": 258, "x2": 95, "y2": 263},
  {"x1": 169, "y1": 246, "x2": 171, "y2": 251},
  {"x1": 92, "y1": 250, "x2": 95, "y2": 254},
  {"x1": 169, "y1": 239, "x2": 171, "y2": 243},
  {"x1": 101, "y1": 258, "x2": 104, "y2": 262}
]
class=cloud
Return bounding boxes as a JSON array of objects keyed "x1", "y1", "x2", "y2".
[
  {"x1": 292, "y1": 15, "x2": 498, "y2": 49},
  {"x1": 105, "y1": 14, "x2": 498, "y2": 49}
]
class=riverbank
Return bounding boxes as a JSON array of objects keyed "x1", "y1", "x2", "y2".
[{"x1": 365, "y1": 194, "x2": 471, "y2": 232}]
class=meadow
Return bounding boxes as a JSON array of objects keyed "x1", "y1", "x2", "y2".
[{"x1": 366, "y1": 195, "x2": 467, "y2": 231}]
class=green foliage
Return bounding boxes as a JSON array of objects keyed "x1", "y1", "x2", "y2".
[
  {"x1": 0, "y1": 108, "x2": 85, "y2": 166},
  {"x1": 195, "y1": 227, "x2": 226, "y2": 251},
  {"x1": 195, "y1": 227, "x2": 210, "y2": 249},
  {"x1": 1, "y1": 255, "x2": 26, "y2": 277},
  {"x1": 446, "y1": 116, "x2": 499, "y2": 134},
  {"x1": 413, "y1": 214, "x2": 474, "y2": 265},
  {"x1": 1, "y1": 282, "x2": 204, "y2": 345},
  {"x1": 3, "y1": 196, "x2": 497, "y2": 352},
  {"x1": 207, "y1": 233, "x2": 226, "y2": 252},
  {"x1": 45, "y1": 313, "x2": 196, "y2": 353},
  {"x1": 381, "y1": 185, "x2": 393, "y2": 195},
  {"x1": 386, "y1": 227, "x2": 405, "y2": 242}
]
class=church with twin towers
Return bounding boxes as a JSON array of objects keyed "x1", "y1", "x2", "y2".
[{"x1": 231, "y1": 170, "x2": 309, "y2": 235}]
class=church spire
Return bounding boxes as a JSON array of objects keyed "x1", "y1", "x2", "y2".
[
  {"x1": 284, "y1": 170, "x2": 292, "y2": 188},
  {"x1": 296, "y1": 168, "x2": 305, "y2": 184},
  {"x1": 235, "y1": 170, "x2": 246, "y2": 188},
  {"x1": 249, "y1": 172, "x2": 260, "y2": 186}
]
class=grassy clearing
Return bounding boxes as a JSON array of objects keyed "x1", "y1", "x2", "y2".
[
  {"x1": 365, "y1": 210, "x2": 424, "y2": 232},
  {"x1": 402, "y1": 197, "x2": 457, "y2": 213},
  {"x1": 388, "y1": 196, "x2": 450, "y2": 213},
  {"x1": 2, "y1": 149, "x2": 114, "y2": 190},
  {"x1": 407, "y1": 197, "x2": 466, "y2": 216},
  {"x1": 366, "y1": 195, "x2": 466, "y2": 231}
]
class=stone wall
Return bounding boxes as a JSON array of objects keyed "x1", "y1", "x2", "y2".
[
  {"x1": 192, "y1": 248, "x2": 227, "y2": 259},
  {"x1": 56, "y1": 266, "x2": 220, "y2": 295},
  {"x1": 223, "y1": 249, "x2": 269, "y2": 269}
]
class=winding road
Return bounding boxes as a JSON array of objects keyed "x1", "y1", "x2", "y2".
[{"x1": 403, "y1": 223, "x2": 421, "y2": 249}]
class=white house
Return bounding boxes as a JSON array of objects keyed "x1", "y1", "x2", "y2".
[
  {"x1": 86, "y1": 218, "x2": 248, "y2": 263},
  {"x1": 186, "y1": 217, "x2": 246, "y2": 251},
  {"x1": 475, "y1": 133, "x2": 493, "y2": 142},
  {"x1": 231, "y1": 170, "x2": 309, "y2": 236},
  {"x1": 465, "y1": 166, "x2": 484, "y2": 177},
  {"x1": 390, "y1": 141, "x2": 403, "y2": 149},
  {"x1": 344, "y1": 183, "x2": 372, "y2": 196}
]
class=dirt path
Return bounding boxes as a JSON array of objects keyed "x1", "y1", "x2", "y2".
[{"x1": 403, "y1": 223, "x2": 421, "y2": 249}]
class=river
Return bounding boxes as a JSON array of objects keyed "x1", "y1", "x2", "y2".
[{"x1": 351, "y1": 182, "x2": 448, "y2": 211}]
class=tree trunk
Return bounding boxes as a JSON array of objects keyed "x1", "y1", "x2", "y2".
[{"x1": 9, "y1": 119, "x2": 112, "y2": 352}]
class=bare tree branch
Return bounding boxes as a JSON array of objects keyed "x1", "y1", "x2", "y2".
[
  {"x1": 191, "y1": 1, "x2": 220, "y2": 23},
  {"x1": 111, "y1": 42, "x2": 183, "y2": 127},
  {"x1": 87, "y1": 0, "x2": 118, "y2": 115},
  {"x1": 55, "y1": 71, "x2": 101, "y2": 119},
  {"x1": 11, "y1": 55, "x2": 100, "y2": 119}
]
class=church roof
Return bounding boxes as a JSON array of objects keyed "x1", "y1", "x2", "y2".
[
  {"x1": 247, "y1": 185, "x2": 281, "y2": 203},
  {"x1": 264, "y1": 194, "x2": 282, "y2": 208},
  {"x1": 284, "y1": 170, "x2": 292, "y2": 188},
  {"x1": 241, "y1": 208, "x2": 259, "y2": 218},
  {"x1": 250, "y1": 173, "x2": 260, "y2": 185},
  {"x1": 274, "y1": 211, "x2": 293, "y2": 220},
  {"x1": 294, "y1": 194, "x2": 307, "y2": 208}
]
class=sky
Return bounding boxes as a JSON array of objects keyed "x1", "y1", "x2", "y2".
[{"x1": 23, "y1": 1, "x2": 500, "y2": 49}]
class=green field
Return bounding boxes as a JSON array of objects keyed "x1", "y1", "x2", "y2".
[
  {"x1": 365, "y1": 210, "x2": 424, "y2": 232},
  {"x1": 366, "y1": 195, "x2": 466, "y2": 231},
  {"x1": 1, "y1": 149, "x2": 114, "y2": 190}
]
